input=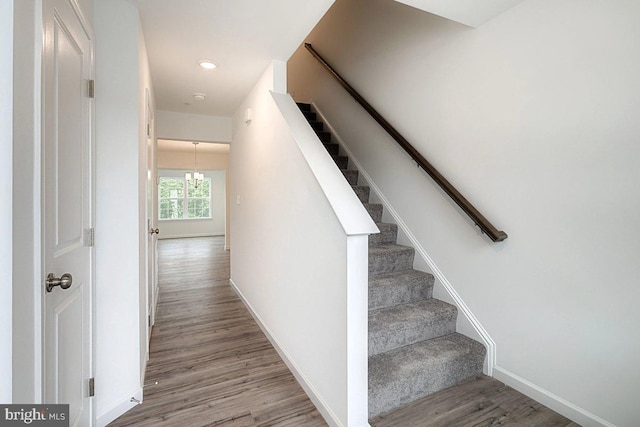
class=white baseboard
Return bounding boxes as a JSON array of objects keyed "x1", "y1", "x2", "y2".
[
  {"x1": 493, "y1": 367, "x2": 615, "y2": 427},
  {"x1": 158, "y1": 232, "x2": 224, "y2": 240},
  {"x1": 96, "y1": 387, "x2": 143, "y2": 427},
  {"x1": 228, "y1": 279, "x2": 366, "y2": 427},
  {"x1": 311, "y1": 103, "x2": 497, "y2": 375}
]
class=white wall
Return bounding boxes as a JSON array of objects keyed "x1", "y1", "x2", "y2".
[
  {"x1": 11, "y1": 0, "x2": 41, "y2": 403},
  {"x1": 1, "y1": 0, "x2": 14, "y2": 403},
  {"x1": 94, "y1": 0, "x2": 143, "y2": 424},
  {"x1": 288, "y1": 0, "x2": 640, "y2": 426},
  {"x1": 230, "y1": 61, "x2": 376, "y2": 427},
  {"x1": 156, "y1": 110, "x2": 232, "y2": 143},
  {"x1": 157, "y1": 169, "x2": 226, "y2": 239}
]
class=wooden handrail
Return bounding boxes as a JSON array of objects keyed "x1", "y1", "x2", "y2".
[{"x1": 304, "y1": 43, "x2": 507, "y2": 242}]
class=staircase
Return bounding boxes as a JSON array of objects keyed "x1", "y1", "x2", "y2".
[{"x1": 297, "y1": 103, "x2": 487, "y2": 418}]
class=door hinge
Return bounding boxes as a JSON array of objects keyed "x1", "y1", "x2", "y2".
[
  {"x1": 89, "y1": 378, "x2": 95, "y2": 397},
  {"x1": 85, "y1": 228, "x2": 95, "y2": 247},
  {"x1": 148, "y1": 314, "x2": 151, "y2": 327},
  {"x1": 146, "y1": 123, "x2": 151, "y2": 137},
  {"x1": 88, "y1": 79, "x2": 95, "y2": 99}
]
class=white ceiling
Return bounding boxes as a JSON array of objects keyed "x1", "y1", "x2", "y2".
[
  {"x1": 389, "y1": 0, "x2": 524, "y2": 28},
  {"x1": 125, "y1": 0, "x2": 335, "y2": 117}
]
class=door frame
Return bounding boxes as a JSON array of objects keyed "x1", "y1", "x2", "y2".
[{"x1": 1, "y1": 0, "x2": 15, "y2": 403}]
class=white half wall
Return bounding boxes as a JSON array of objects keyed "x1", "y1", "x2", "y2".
[
  {"x1": 288, "y1": 0, "x2": 640, "y2": 426},
  {"x1": 230, "y1": 61, "x2": 376, "y2": 427},
  {"x1": 1, "y1": 0, "x2": 14, "y2": 403},
  {"x1": 156, "y1": 110, "x2": 232, "y2": 143},
  {"x1": 94, "y1": 0, "x2": 143, "y2": 424}
]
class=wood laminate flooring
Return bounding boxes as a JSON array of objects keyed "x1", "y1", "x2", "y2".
[
  {"x1": 110, "y1": 237, "x2": 579, "y2": 427},
  {"x1": 109, "y1": 237, "x2": 326, "y2": 427},
  {"x1": 370, "y1": 375, "x2": 580, "y2": 427}
]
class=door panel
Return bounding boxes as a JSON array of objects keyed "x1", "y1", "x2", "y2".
[
  {"x1": 43, "y1": 1, "x2": 93, "y2": 426},
  {"x1": 54, "y1": 18, "x2": 85, "y2": 249}
]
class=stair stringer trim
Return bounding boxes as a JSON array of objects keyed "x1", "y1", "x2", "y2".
[{"x1": 311, "y1": 102, "x2": 496, "y2": 376}]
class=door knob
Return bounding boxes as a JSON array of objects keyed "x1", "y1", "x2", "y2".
[
  {"x1": 46, "y1": 273, "x2": 73, "y2": 292},
  {"x1": 149, "y1": 228, "x2": 159, "y2": 235}
]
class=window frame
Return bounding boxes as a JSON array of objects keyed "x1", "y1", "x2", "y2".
[{"x1": 158, "y1": 171, "x2": 212, "y2": 221}]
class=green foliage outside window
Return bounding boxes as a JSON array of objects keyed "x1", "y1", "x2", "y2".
[{"x1": 159, "y1": 176, "x2": 211, "y2": 220}]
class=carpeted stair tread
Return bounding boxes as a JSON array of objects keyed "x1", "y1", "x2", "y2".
[
  {"x1": 369, "y1": 244, "x2": 414, "y2": 274},
  {"x1": 296, "y1": 102, "x2": 311, "y2": 111},
  {"x1": 309, "y1": 121, "x2": 324, "y2": 131},
  {"x1": 369, "y1": 222, "x2": 397, "y2": 246},
  {"x1": 302, "y1": 111, "x2": 316, "y2": 121},
  {"x1": 364, "y1": 203, "x2": 383, "y2": 222},
  {"x1": 369, "y1": 299, "x2": 457, "y2": 356},
  {"x1": 369, "y1": 270, "x2": 434, "y2": 311},
  {"x1": 316, "y1": 131, "x2": 331, "y2": 142},
  {"x1": 324, "y1": 143, "x2": 340, "y2": 156},
  {"x1": 352, "y1": 185, "x2": 370, "y2": 203},
  {"x1": 341, "y1": 169, "x2": 358, "y2": 185},
  {"x1": 368, "y1": 333, "x2": 486, "y2": 417},
  {"x1": 332, "y1": 155, "x2": 348, "y2": 169}
]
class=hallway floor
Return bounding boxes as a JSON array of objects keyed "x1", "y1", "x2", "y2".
[
  {"x1": 109, "y1": 236, "x2": 578, "y2": 427},
  {"x1": 109, "y1": 237, "x2": 327, "y2": 426}
]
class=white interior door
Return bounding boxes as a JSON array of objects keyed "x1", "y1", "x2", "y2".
[
  {"x1": 146, "y1": 93, "x2": 158, "y2": 330},
  {"x1": 43, "y1": 1, "x2": 93, "y2": 426}
]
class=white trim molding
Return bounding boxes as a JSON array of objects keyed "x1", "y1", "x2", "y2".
[
  {"x1": 96, "y1": 387, "x2": 143, "y2": 427},
  {"x1": 493, "y1": 367, "x2": 616, "y2": 427}
]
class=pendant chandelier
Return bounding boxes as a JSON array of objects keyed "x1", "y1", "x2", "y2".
[{"x1": 185, "y1": 142, "x2": 204, "y2": 189}]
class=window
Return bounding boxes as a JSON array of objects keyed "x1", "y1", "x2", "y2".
[{"x1": 159, "y1": 176, "x2": 211, "y2": 220}]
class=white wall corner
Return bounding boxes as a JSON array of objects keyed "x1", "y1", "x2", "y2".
[
  {"x1": 271, "y1": 60, "x2": 287, "y2": 95},
  {"x1": 345, "y1": 235, "x2": 370, "y2": 427},
  {"x1": 1, "y1": 0, "x2": 14, "y2": 403}
]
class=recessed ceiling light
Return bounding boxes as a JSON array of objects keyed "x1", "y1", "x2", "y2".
[
  {"x1": 193, "y1": 93, "x2": 206, "y2": 101},
  {"x1": 198, "y1": 59, "x2": 217, "y2": 70}
]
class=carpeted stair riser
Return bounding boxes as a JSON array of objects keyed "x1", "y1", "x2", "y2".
[
  {"x1": 324, "y1": 143, "x2": 340, "y2": 156},
  {"x1": 352, "y1": 185, "x2": 370, "y2": 204},
  {"x1": 342, "y1": 169, "x2": 358, "y2": 185},
  {"x1": 369, "y1": 299, "x2": 457, "y2": 356},
  {"x1": 332, "y1": 155, "x2": 349, "y2": 170},
  {"x1": 369, "y1": 270, "x2": 434, "y2": 311},
  {"x1": 369, "y1": 244, "x2": 415, "y2": 275},
  {"x1": 364, "y1": 203, "x2": 383, "y2": 223},
  {"x1": 369, "y1": 222, "x2": 397, "y2": 246},
  {"x1": 316, "y1": 131, "x2": 332, "y2": 143},
  {"x1": 368, "y1": 333, "x2": 486, "y2": 417},
  {"x1": 297, "y1": 102, "x2": 486, "y2": 421},
  {"x1": 309, "y1": 121, "x2": 324, "y2": 132}
]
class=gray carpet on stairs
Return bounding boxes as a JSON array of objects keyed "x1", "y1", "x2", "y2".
[{"x1": 297, "y1": 102, "x2": 486, "y2": 419}]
